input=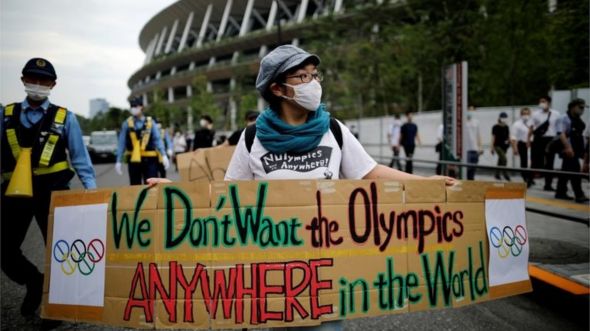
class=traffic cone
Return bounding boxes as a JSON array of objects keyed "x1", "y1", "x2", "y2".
[{"x1": 6, "y1": 147, "x2": 33, "y2": 198}]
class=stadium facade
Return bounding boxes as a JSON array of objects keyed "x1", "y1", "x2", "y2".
[{"x1": 128, "y1": 0, "x2": 376, "y2": 130}]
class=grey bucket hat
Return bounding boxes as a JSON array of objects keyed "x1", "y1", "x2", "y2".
[{"x1": 255, "y1": 45, "x2": 320, "y2": 99}]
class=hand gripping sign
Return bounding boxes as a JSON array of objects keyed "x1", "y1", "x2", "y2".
[{"x1": 42, "y1": 180, "x2": 531, "y2": 329}]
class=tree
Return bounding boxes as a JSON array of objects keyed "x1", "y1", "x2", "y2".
[
  {"x1": 300, "y1": 0, "x2": 588, "y2": 116},
  {"x1": 190, "y1": 75, "x2": 223, "y2": 129}
]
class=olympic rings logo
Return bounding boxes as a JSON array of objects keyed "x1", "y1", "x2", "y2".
[
  {"x1": 489, "y1": 225, "x2": 527, "y2": 259},
  {"x1": 52, "y1": 239, "x2": 105, "y2": 276}
]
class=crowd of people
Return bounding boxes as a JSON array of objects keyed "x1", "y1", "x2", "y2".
[
  {"x1": 0, "y1": 46, "x2": 586, "y2": 330},
  {"x1": 387, "y1": 96, "x2": 589, "y2": 203}
]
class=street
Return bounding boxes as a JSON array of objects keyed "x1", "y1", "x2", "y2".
[{"x1": 1, "y1": 163, "x2": 588, "y2": 331}]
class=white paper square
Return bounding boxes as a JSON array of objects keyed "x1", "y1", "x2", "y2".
[
  {"x1": 49, "y1": 203, "x2": 108, "y2": 306},
  {"x1": 485, "y1": 199, "x2": 529, "y2": 286}
]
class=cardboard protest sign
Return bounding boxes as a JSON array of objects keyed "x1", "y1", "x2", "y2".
[
  {"x1": 177, "y1": 146, "x2": 235, "y2": 182},
  {"x1": 42, "y1": 180, "x2": 531, "y2": 329}
]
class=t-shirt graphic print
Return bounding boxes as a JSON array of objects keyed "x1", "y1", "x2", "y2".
[{"x1": 260, "y1": 146, "x2": 332, "y2": 174}]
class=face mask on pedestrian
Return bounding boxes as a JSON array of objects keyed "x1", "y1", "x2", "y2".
[
  {"x1": 200, "y1": 119, "x2": 208, "y2": 128},
  {"x1": 521, "y1": 115, "x2": 530, "y2": 122},
  {"x1": 539, "y1": 102, "x2": 548, "y2": 110},
  {"x1": 282, "y1": 79, "x2": 322, "y2": 111},
  {"x1": 24, "y1": 83, "x2": 51, "y2": 101},
  {"x1": 499, "y1": 118, "x2": 507, "y2": 124},
  {"x1": 130, "y1": 106, "x2": 141, "y2": 116}
]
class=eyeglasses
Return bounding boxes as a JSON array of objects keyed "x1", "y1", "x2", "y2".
[{"x1": 285, "y1": 72, "x2": 323, "y2": 83}]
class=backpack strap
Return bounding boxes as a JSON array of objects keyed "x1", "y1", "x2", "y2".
[
  {"x1": 244, "y1": 118, "x2": 343, "y2": 153},
  {"x1": 330, "y1": 117, "x2": 343, "y2": 149},
  {"x1": 245, "y1": 124, "x2": 257, "y2": 153}
]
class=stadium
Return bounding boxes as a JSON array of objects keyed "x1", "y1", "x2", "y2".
[{"x1": 127, "y1": 0, "x2": 366, "y2": 130}]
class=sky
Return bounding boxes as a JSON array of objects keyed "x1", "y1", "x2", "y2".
[{"x1": 0, "y1": 0, "x2": 176, "y2": 117}]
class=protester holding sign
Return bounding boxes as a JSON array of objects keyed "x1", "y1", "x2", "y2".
[
  {"x1": 225, "y1": 45, "x2": 454, "y2": 330},
  {"x1": 147, "y1": 45, "x2": 455, "y2": 329},
  {"x1": 223, "y1": 45, "x2": 454, "y2": 185}
]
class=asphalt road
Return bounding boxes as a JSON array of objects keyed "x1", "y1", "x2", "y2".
[{"x1": 1, "y1": 163, "x2": 588, "y2": 330}]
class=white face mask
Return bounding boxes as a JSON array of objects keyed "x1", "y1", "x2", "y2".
[
  {"x1": 24, "y1": 83, "x2": 51, "y2": 101},
  {"x1": 521, "y1": 115, "x2": 530, "y2": 121},
  {"x1": 130, "y1": 107, "x2": 141, "y2": 116},
  {"x1": 283, "y1": 79, "x2": 322, "y2": 111},
  {"x1": 499, "y1": 118, "x2": 507, "y2": 124},
  {"x1": 539, "y1": 102, "x2": 548, "y2": 110},
  {"x1": 199, "y1": 119, "x2": 208, "y2": 128}
]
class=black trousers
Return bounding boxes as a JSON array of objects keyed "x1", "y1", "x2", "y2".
[
  {"x1": 531, "y1": 136, "x2": 555, "y2": 188},
  {"x1": 517, "y1": 141, "x2": 530, "y2": 183},
  {"x1": 556, "y1": 156, "x2": 585, "y2": 198},
  {"x1": 158, "y1": 163, "x2": 166, "y2": 178},
  {"x1": 389, "y1": 147, "x2": 402, "y2": 170},
  {"x1": 1, "y1": 183, "x2": 68, "y2": 286},
  {"x1": 128, "y1": 157, "x2": 158, "y2": 185},
  {"x1": 402, "y1": 144, "x2": 415, "y2": 174}
]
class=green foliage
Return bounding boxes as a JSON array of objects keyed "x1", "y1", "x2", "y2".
[
  {"x1": 78, "y1": 107, "x2": 129, "y2": 134},
  {"x1": 304, "y1": 0, "x2": 588, "y2": 117},
  {"x1": 190, "y1": 75, "x2": 223, "y2": 129}
]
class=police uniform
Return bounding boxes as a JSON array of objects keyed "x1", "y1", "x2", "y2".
[
  {"x1": 116, "y1": 98, "x2": 167, "y2": 185},
  {"x1": 0, "y1": 58, "x2": 96, "y2": 316}
]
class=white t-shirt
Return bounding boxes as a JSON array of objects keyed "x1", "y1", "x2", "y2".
[
  {"x1": 225, "y1": 121, "x2": 377, "y2": 180},
  {"x1": 464, "y1": 118, "x2": 480, "y2": 151},
  {"x1": 531, "y1": 109, "x2": 560, "y2": 137},
  {"x1": 389, "y1": 119, "x2": 402, "y2": 146},
  {"x1": 510, "y1": 118, "x2": 531, "y2": 143}
]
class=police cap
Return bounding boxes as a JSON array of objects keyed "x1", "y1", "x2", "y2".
[
  {"x1": 129, "y1": 96, "x2": 144, "y2": 107},
  {"x1": 22, "y1": 58, "x2": 57, "y2": 80}
]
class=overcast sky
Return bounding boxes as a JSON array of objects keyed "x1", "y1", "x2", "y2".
[{"x1": 0, "y1": 0, "x2": 175, "y2": 117}]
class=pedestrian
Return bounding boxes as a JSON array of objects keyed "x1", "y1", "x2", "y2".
[
  {"x1": 465, "y1": 105, "x2": 483, "y2": 180},
  {"x1": 185, "y1": 131, "x2": 194, "y2": 152},
  {"x1": 491, "y1": 112, "x2": 511, "y2": 181},
  {"x1": 156, "y1": 123, "x2": 173, "y2": 178},
  {"x1": 146, "y1": 45, "x2": 455, "y2": 330},
  {"x1": 388, "y1": 113, "x2": 402, "y2": 170},
  {"x1": 115, "y1": 97, "x2": 169, "y2": 185},
  {"x1": 530, "y1": 95, "x2": 560, "y2": 190},
  {"x1": 510, "y1": 107, "x2": 534, "y2": 187},
  {"x1": 554, "y1": 99, "x2": 589, "y2": 202},
  {"x1": 172, "y1": 130, "x2": 187, "y2": 171},
  {"x1": 400, "y1": 111, "x2": 421, "y2": 174},
  {"x1": 225, "y1": 110, "x2": 259, "y2": 146},
  {"x1": 192, "y1": 114, "x2": 215, "y2": 150},
  {"x1": 0, "y1": 58, "x2": 96, "y2": 322}
]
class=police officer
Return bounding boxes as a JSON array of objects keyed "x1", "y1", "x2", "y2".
[
  {"x1": 115, "y1": 97, "x2": 169, "y2": 184},
  {"x1": 555, "y1": 99, "x2": 589, "y2": 202},
  {"x1": 0, "y1": 58, "x2": 96, "y2": 317}
]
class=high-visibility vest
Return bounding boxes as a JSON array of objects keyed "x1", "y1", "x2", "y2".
[
  {"x1": 1, "y1": 102, "x2": 74, "y2": 182},
  {"x1": 124, "y1": 116, "x2": 158, "y2": 162}
]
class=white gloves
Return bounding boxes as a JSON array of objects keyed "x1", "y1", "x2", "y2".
[
  {"x1": 115, "y1": 162, "x2": 123, "y2": 175},
  {"x1": 167, "y1": 149, "x2": 173, "y2": 158},
  {"x1": 162, "y1": 156, "x2": 170, "y2": 170}
]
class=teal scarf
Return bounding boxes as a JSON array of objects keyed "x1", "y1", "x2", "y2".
[{"x1": 256, "y1": 104, "x2": 330, "y2": 153}]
